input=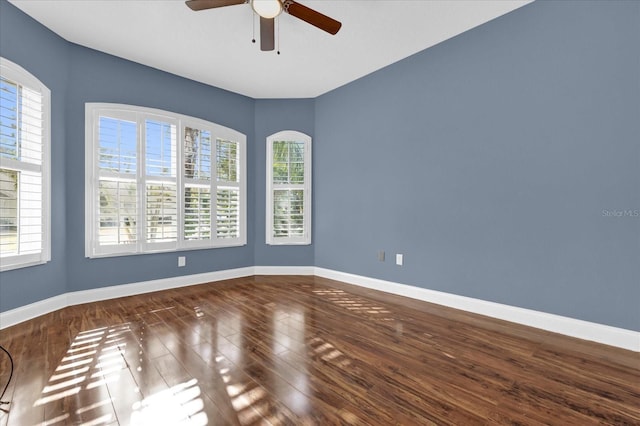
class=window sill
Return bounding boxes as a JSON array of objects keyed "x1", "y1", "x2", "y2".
[
  {"x1": 85, "y1": 241, "x2": 247, "y2": 259},
  {"x1": 0, "y1": 257, "x2": 50, "y2": 272}
]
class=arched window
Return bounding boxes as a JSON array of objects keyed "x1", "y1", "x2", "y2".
[
  {"x1": 266, "y1": 130, "x2": 311, "y2": 245},
  {"x1": 0, "y1": 58, "x2": 51, "y2": 271},
  {"x1": 85, "y1": 103, "x2": 246, "y2": 257}
]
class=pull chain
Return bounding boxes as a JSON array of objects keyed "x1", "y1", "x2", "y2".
[
  {"x1": 251, "y1": 13, "x2": 256, "y2": 44},
  {"x1": 276, "y1": 16, "x2": 281, "y2": 55}
]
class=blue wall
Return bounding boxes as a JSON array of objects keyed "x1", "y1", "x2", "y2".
[
  {"x1": 314, "y1": 0, "x2": 640, "y2": 331},
  {"x1": 254, "y1": 99, "x2": 315, "y2": 266},
  {"x1": 0, "y1": 0, "x2": 257, "y2": 310},
  {"x1": 1, "y1": 0, "x2": 638, "y2": 332},
  {"x1": 64, "y1": 46, "x2": 256, "y2": 292},
  {"x1": 0, "y1": 0, "x2": 68, "y2": 311}
]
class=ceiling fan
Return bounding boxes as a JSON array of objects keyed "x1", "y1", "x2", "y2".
[{"x1": 185, "y1": 0, "x2": 342, "y2": 51}]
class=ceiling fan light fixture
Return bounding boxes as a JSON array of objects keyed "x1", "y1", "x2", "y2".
[{"x1": 251, "y1": 0, "x2": 282, "y2": 19}]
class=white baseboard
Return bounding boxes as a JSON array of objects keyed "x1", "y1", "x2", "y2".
[
  {"x1": 314, "y1": 267, "x2": 640, "y2": 352},
  {"x1": 66, "y1": 266, "x2": 256, "y2": 306},
  {"x1": 2, "y1": 265, "x2": 638, "y2": 352},
  {"x1": 0, "y1": 293, "x2": 68, "y2": 331},
  {"x1": 254, "y1": 265, "x2": 315, "y2": 275},
  {"x1": 0, "y1": 267, "x2": 255, "y2": 329}
]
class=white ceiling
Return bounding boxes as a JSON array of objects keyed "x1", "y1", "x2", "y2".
[{"x1": 9, "y1": 0, "x2": 532, "y2": 99}]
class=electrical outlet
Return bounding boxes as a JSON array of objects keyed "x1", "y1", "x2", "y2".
[
  {"x1": 178, "y1": 256, "x2": 186, "y2": 267},
  {"x1": 377, "y1": 250, "x2": 385, "y2": 261},
  {"x1": 396, "y1": 254, "x2": 403, "y2": 266}
]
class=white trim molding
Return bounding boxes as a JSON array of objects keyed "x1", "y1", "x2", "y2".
[
  {"x1": 0, "y1": 57, "x2": 51, "y2": 272},
  {"x1": 254, "y1": 266, "x2": 315, "y2": 275},
  {"x1": 85, "y1": 103, "x2": 247, "y2": 259},
  {"x1": 1, "y1": 266, "x2": 638, "y2": 352},
  {"x1": 265, "y1": 130, "x2": 312, "y2": 246},
  {"x1": 0, "y1": 294, "x2": 68, "y2": 331},
  {"x1": 0, "y1": 267, "x2": 255, "y2": 329},
  {"x1": 314, "y1": 268, "x2": 640, "y2": 353}
]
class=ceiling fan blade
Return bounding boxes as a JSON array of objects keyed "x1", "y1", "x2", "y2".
[
  {"x1": 260, "y1": 17, "x2": 275, "y2": 51},
  {"x1": 283, "y1": 0, "x2": 341, "y2": 35},
  {"x1": 185, "y1": 0, "x2": 246, "y2": 11}
]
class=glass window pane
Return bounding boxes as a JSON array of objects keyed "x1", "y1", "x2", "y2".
[
  {"x1": 289, "y1": 142, "x2": 304, "y2": 162},
  {"x1": 146, "y1": 183, "x2": 177, "y2": 243},
  {"x1": 272, "y1": 141, "x2": 289, "y2": 184},
  {"x1": 99, "y1": 117, "x2": 137, "y2": 174},
  {"x1": 184, "y1": 186, "x2": 211, "y2": 240},
  {"x1": 289, "y1": 142, "x2": 305, "y2": 184},
  {"x1": 272, "y1": 141, "x2": 288, "y2": 162},
  {"x1": 18, "y1": 169, "x2": 42, "y2": 254},
  {"x1": 98, "y1": 180, "x2": 137, "y2": 245},
  {"x1": 184, "y1": 127, "x2": 211, "y2": 180},
  {"x1": 272, "y1": 141, "x2": 305, "y2": 185},
  {"x1": 0, "y1": 169, "x2": 18, "y2": 256},
  {"x1": 273, "y1": 189, "x2": 304, "y2": 238},
  {"x1": 290, "y1": 163, "x2": 304, "y2": 184},
  {"x1": 18, "y1": 86, "x2": 43, "y2": 165},
  {"x1": 216, "y1": 139, "x2": 238, "y2": 182},
  {"x1": 0, "y1": 78, "x2": 18, "y2": 160},
  {"x1": 146, "y1": 120, "x2": 176, "y2": 177},
  {"x1": 216, "y1": 188, "x2": 239, "y2": 239}
]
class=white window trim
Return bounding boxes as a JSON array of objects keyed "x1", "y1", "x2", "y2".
[
  {"x1": 0, "y1": 58, "x2": 51, "y2": 271},
  {"x1": 85, "y1": 103, "x2": 246, "y2": 258},
  {"x1": 180, "y1": 116, "x2": 246, "y2": 251},
  {"x1": 266, "y1": 130, "x2": 312, "y2": 245}
]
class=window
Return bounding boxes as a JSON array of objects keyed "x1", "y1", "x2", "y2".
[
  {"x1": 0, "y1": 58, "x2": 51, "y2": 271},
  {"x1": 85, "y1": 104, "x2": 246, "y2": 258},
  {"x1": 266, "y1": 130, "x2": 311, "y2": 245}
]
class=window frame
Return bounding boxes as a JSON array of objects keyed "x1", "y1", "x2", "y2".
[
  {"x1": 0, "y1": 57, "x2": 51, "y2": 271},
  {"x1": 85, "y1": 103, "x2": 246, "y2": 258},
  {"x1": 265, "y1": 130, "x2": 312, "y2": 246}
]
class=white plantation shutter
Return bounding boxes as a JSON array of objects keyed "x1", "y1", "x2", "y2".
[
  {"x1": 273, "y1": 189, "x2": 305, "y2": 238},
  {"x1": 184, "y1": 185, "x2": 211, "y2": 241},
  {"x1": 0, "y1": 58, "x2": 50, "y2": 271},
  {"x1": 216, "y1": 139, "x2": 240, "y2": 239},
  {"x1": 216, "y1": 188, "x2": 239, "y2": 238},
  {"x1": 181, "y1": 129, "x2": 244, "y2": 245},
  {"x1": 86, "y1": 104, "x2": 245, "y2": 257},
  {"x1": 97, "y1": 180, "x2": 137, "y2": 245},
  {"x1": 144, "y1": 118, "x2": 177, "y2": 249},
  {"x1": 266, "y1": 131, "x2": 311, "y2": 245},
  {"x1": 145, "y1": 182, "x2": 177, "y2": 243},
  {"x1": 95, "y1": 114, "x2": 138, "y2": 253},
  {"x1": 183, "y1": 126, "x2": 212, "y2": 243}
]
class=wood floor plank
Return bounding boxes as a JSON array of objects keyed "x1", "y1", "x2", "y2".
[{"x1": 0, "y1": 275, "x2": 638, "y2": 425}]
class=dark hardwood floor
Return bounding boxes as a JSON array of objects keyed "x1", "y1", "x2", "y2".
[{"x1": 0, "y1": 275, "x2": 638, "y2": 425}]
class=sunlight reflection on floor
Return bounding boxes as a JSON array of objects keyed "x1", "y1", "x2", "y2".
[
  {"x1": 32, "y1": 324, "x2": 208, "y2": 426},
  {"x1": 130, "y1": 378, "x2": 207, "y2": 426},
  {"x1": 312, "y1": 288, "x2": 394, "y2": 320},
  {"x1": 28, "y1": 287, "x2": 387, "y2": 425}
]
